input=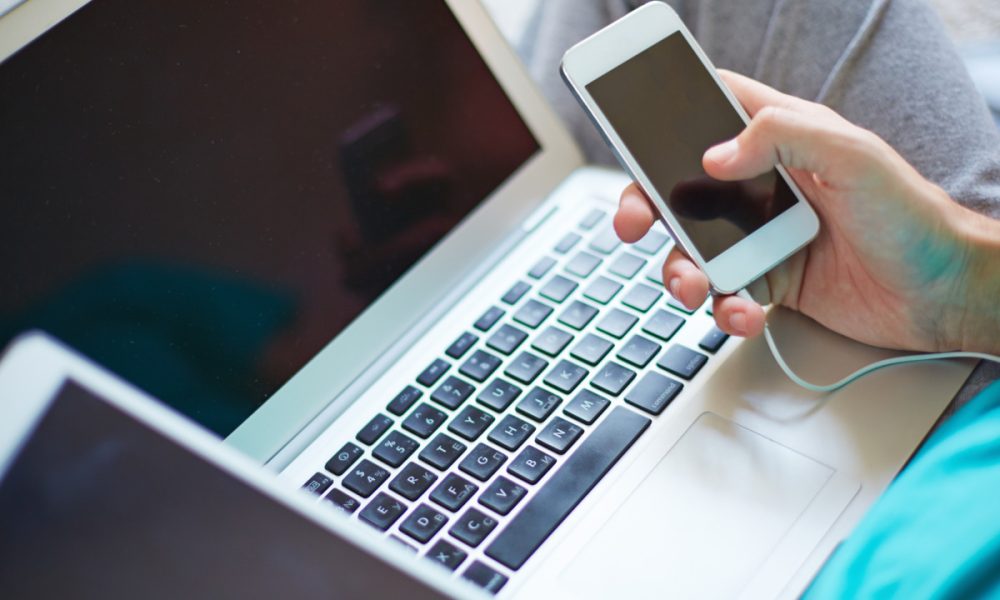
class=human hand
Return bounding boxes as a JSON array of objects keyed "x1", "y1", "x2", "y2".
[{"x1": 615, "y1": 70, "x2": 1000, "y2": 353}]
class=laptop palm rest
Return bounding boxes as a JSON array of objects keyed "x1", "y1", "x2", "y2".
[{"x1": 562, "y1": 412, "x2": 855, "y2": 599}]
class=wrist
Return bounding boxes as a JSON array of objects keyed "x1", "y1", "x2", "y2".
[{"x1": 946, "y1": 201, "x2": 1000, "y2": 354}]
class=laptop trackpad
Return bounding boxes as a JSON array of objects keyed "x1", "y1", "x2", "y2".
[{"x1": 563, "y1": 413, "x2": 835, "y2": 599}]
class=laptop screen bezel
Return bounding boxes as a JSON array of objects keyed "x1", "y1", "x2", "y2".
[
  {"x1": 0, "y1": 0, "x2": 584, "y2": 462},
  {"x1": 0, "y1": 333, "x2": 484, "y2": 598}
]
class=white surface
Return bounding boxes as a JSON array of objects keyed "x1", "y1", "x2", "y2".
[{"x1": 559, "y1": 2, "x2": 818, "y2": 294}]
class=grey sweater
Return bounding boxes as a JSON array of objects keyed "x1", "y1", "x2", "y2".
[{"x1": 521, "y1": 0, "x2": 1000, "y2": 217}]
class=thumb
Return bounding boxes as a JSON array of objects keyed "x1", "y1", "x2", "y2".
[{"x1": 703, "y1": 103, "x2": 885, "y2": 190}]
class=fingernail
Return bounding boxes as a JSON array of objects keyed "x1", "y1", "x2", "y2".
[
  {"x1": 705, "y1": 139, "x2": 738, "y2": 164},
  {"x1": 668, "y1": 277, "x2": 681, "y2": 299},
  {"x1": 729, "y1": 312, "x2": 747, "y2": 334}
]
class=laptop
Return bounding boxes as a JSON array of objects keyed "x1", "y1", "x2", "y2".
[{"x1": 0, "y1": 0, "x2": 977, "y2": 597}]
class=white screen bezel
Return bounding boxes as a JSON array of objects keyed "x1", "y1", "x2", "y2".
[{"x1": 561, "y1": 1, "x2": 818, "y2": 294}]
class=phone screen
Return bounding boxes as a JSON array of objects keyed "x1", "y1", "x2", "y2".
[{"x1": 586, "y1": 32, "x2": 797, "y2": 261}]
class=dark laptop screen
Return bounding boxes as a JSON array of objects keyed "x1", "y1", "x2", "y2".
[
  {"x1": 0, "y1": 380, "x2": 450, "y2": 599},
  {"x1": 0, "y1": 2, "x2": 539, "y2": 434}
]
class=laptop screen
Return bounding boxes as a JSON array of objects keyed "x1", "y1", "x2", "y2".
[
  {"x1": 0, "y1": 380, "x2": 451, "y2": 598},
  {"x1": 0, "y1": 2, "x2": 539, "y2": 435}
]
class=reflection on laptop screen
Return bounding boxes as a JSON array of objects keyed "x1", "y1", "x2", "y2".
[
  {"x1": 0, "y1": 2, "x2": 539, "y2": 434},
  {"x1": 0, "y1": 380, "x2": 450, "y2": 598}
]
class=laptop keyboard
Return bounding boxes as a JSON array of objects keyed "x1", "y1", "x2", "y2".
[{"x1": 298, "y1": 207, "x2": 729, "y2": 594}]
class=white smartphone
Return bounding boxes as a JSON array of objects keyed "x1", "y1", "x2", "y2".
[{"x1": 560, "y1": 1, "x2": 819, "y2": 295}]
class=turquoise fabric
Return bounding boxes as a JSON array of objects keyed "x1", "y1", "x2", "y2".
[{"x1": 806, "y1": 381, "x2": 1000, "y2": 598}]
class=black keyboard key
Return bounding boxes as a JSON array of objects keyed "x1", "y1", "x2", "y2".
[
  {"x1": 591, "y1": 362, "x2": 636, "y2": 396},
  {"x1": 589, "y1": 227, "x2": 621, "y2": 255},
  {"x1": 417, "y1": 358, "x2": 450, "y2": 387},
  {"x1": 448, "y1": 405, "x2": 494, "y2": 441},
  {"x1": 579, "y1": 208, "x2": 605, "y2": 230},
  {"x1": 387, "y1": 385, "x2": 423, "y2": 416},
  {"x1": 476, "y1": 378, "x2": 522, "y2": 412},
  {"x1": 634, "y1": 229, "x2": 669, "y2": 255},
  {"x1": 539, "y1": 274, "x2": 578, "y2": 303},
  {"x1": 657, "y1": 344, "x2": 708, "y2": 380},
  {"x1": 450, "y1": 507, "x2": 499, "y2": 548},
  {"x1": 426, "y1": 539, "x2": 467, "y2": 572},
  {"x1": 459, "y1": 444, "x2": 507, "y2": 481},
  {"x1": 516, "y1": 387, "x2": 562, "y2": 422},
  {"x1": 356, "y1": 414, "x2": 393, "y2": 445},
  {"x1": 485, "y1": 407, "x2": 650, "y2": 570},
  {"x1": 504, "y1": 351, "x2": 548, "y2": 384},
  {"x1": 359, "y1": 492, "x2": 407, "y2": 531},
  {"x1": 583, "y1": 275, "x2": 623, "y2": 304},
  {"x1": 563, "y1": 389, "x2": 610, "y2": 425},
  {"x1": 479, "y1": 476, "x2": 527, "y2": 516},
  {"x1": 512, "y1": 299, "x2": 553, "y2": 329},
  {"x1": 459, "y1": 349, "x2": 503, "y2": 383},
  {"x1": 325, "y1": 441, "x2": 364, "y2": 475},
  {"x1": 400, "y1": 503, "x2": 449, "y2": 543},
  {"x1": 502, "y1": 280, "x2": 531, "y2": 305},
  {"x1": 565, "y1": 251, "x2": 601, "y2": 278},
  {"x1": 445, "y1": 332, "x2": 479, "y2": 360},
  {"x1": 622, "y1": 283, "x2": 663, "y2": 312},
  {"x1": 531, "y1": 326, "x2": 573, "y2": 357},
  {"x1": 626, "y1": 372, "x2": 683, "y2": 415},
  {"x1": 536, "y1": 416, "x2": 584, "y2": 454},
  {"x1": 430, "y1": 473, "x2": 479, "y2": 512},
  {"x1": 608, "y1": 252, "x2": 646, "y2": 279},
  {"x1": 617, "y1": 334, "x2": 661, "y2": 368},
  {"x1": 324, "y1": 488, "x2": 360, "y2": 514},
  {"x1": 419, "y1": 433, "x2": 467, "y2": 470},
  {"x1": 372, "y1": 430, "x2": 420, "y2": 468},
  {"x1": 462, "y1": 561, "x2": 509, "y2": 593},
  {"x1": 343, "y1": 459, "x2": 391, "y2": 498},
  {"x1": 508, "y1": 446, "x2": 557, "y2": 484},
  {"x1": 642, "y1": 309, "x2": 685, "y2": 341},
  {"x1": 488, "y1": 414, "x2": 535, "y2": 451},
  {"x1": 570, "y1": 333, "x2": 613, "y2": 366},
  {"x1": 527, "y1": 256, "x2": 556, "y2": 280},
  {"x1": 554, "y1": 232, "x2": 581, "y2": 254},
  {"x1": 486, "y1": 323, "x2": 528, "y2": 356},
  {"x1": 430, "y1": 376, "x2": 475, "y2": 410},
  {"x1": 474, "y1": 306, "x2": 505, "y2": 332},
  {"x1": 543, "y1": 359, "x2": 588, "y2": 394},
  {"x1": 699, "y1": 326, "x2": 730, "y2": 353},
  {"x1": 302, "y1": 472, "x2": 333, "y2": 495},
  {"x1": 402, "y1": 403, "x2": 448, "y2": 439},
  {"x1": 390, "y1": 463, "x2": 439, "y2": 501},
  {"x1": 596, "y1": 308, "x2": 638, "y2": 339},
  {"x1": 558, "y1": 300, "x2": 599, "y2": 330},
  {"x1": 645, "y1": 263, "x2": 665, "y2": 285}
]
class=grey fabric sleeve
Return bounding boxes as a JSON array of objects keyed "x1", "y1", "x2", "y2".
[{"x1": 522, "y1": 0, "x2": 1000, "y2": 216}]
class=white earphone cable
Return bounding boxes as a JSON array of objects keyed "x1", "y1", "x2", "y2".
[{"x1": 736, "y1": 290, "x2": 1000, "y2": 393}]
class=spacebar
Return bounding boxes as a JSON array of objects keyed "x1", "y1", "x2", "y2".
[{"x1": 485, "y1": 406, "x2": 650, "y2": 570}]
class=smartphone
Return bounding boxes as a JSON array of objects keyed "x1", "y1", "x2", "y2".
[{"x1": 560, "y1": 1, "x2": 818, "y2": 294}]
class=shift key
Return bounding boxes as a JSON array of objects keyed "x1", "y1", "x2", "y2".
[{"x1": 484, "y1": 406, "x2": 650, "y2": 570}]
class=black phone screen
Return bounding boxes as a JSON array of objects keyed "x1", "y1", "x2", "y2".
[{"x1": 585, "y1": 32, "x2": 797, "y2": 261}]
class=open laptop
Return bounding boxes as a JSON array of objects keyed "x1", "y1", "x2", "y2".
[{"x1": 0, "y1": 0, "x2": 978, "y2": 597}]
